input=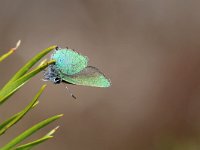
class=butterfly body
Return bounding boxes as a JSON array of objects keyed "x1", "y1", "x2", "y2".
[{"x1": 44, "y1": 47, "x2": 111, "y2": 88}]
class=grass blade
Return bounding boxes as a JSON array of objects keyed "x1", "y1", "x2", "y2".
[
  {"x1": 14, "y1": 126, "x2": 59, "y2": 150},
  {"x1": 0, "y1": 85, "x2": 46, "y2": 135},
  {"x1": 0, "y1": 40, "x2": 21, "y2": 62},
  {"x1": 0, "y1": 114, "x2": 63, "y2": 150},
  {"x1": 0, "y1": 60, "x2": 55, "y2": 105},
  {"x1": 4, "y1": 45, "x2": 56, "y2": 86},
  {"x1": 0, "y1": 101, "x2": 39, "y2": 133}
]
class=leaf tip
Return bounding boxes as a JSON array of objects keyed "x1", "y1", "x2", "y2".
[
  {"x1": 42, "y1": 84, "x2": 47, "y2": 88},
  {"x1": 47, "y1": 126, "x2": 60, "y2": 136},
  {"x1": 13, "y1": 40, "x2": 21, "y2": 51},
  {"x1": 58, "y1": 114, "x2": 64, "y2": 117},
  {"x1": 38, "y1": 59, "x2": 48, "y2": 67}
]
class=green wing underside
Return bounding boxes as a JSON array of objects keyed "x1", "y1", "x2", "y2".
[
  {"x1": 61, "y1": 66, "x2": 111, "y2": 87},
  {"x1": 51, "y1": 48, "x2": 88, "y2": 75}
]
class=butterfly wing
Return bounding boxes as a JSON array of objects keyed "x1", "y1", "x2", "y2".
[
  {"x1": 62, "y1": 66, "x2": 111, "y2": 87},
  {"x1": 51, "y1": 48, "x2": 88, "y2": 75}
]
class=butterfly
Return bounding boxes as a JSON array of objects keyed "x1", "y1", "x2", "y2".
[{"x1": 43, "y1": 47, "x2": 111, "y2": 98}]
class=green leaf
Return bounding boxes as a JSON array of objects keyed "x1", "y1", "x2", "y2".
[
  {"x1": 14, "y1": 126, "x2": 59, "y2": 150},
  {"x1": 0, "y1": 40, "x2": 21, "y2": 63},
  {"x1": 0, "y1": 96, "x2": 39, "y2": 134},
  {"x1": 0, "y1": 50, "x2": 15, "y2": 63},
  {"x1": 0, "y1": 114, "x2": 63, "y2": 150},
  {"x1": 0, "y1": 101, "x2": 39, "y2": 134},
  {"x1": 3, "y1": 45, "x2": 56, "y2": 88},
  {"x1": 0, "y1": 85, "x2": 46, "y2": 135},
  {"x1": 0, "y1": 60, "x2": 55, "y2": 105}
]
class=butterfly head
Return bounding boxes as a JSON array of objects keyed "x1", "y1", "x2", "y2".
[{"x1": 43, "y1": 64, "x2": 62, "y2": 84}]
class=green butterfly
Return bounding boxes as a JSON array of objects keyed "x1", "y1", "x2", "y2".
[{"x1": 43, "y1": 47, "x2": 111, "y2": 97}]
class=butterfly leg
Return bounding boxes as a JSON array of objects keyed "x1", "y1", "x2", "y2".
[
  {"x1": 66, "y1": 86, "x2": 77, "y2": 99},
  {"x1": 42, "y1": 79, "x2": 49, "y2": 82}
]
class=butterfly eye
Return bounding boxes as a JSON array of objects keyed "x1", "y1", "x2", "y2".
[
  {"x1": 53, "y1": 77, "x2": 61, "y2": 84},
  {"x1": 55, "y1": 46, "x2": 59, "y2": 51}
]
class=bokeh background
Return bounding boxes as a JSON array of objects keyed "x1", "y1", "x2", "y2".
[{"x1": 1, "y1": 0, "x2": 200, "y2": 150}]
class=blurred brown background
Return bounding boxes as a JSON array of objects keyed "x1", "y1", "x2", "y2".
[{"x1": 1, "y1": 0, "x2": 200, "y2": 150}]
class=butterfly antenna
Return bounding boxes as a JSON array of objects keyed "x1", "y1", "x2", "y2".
[{"x1": 66, "y1": 86, "x2": 77, "y2": 99}]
